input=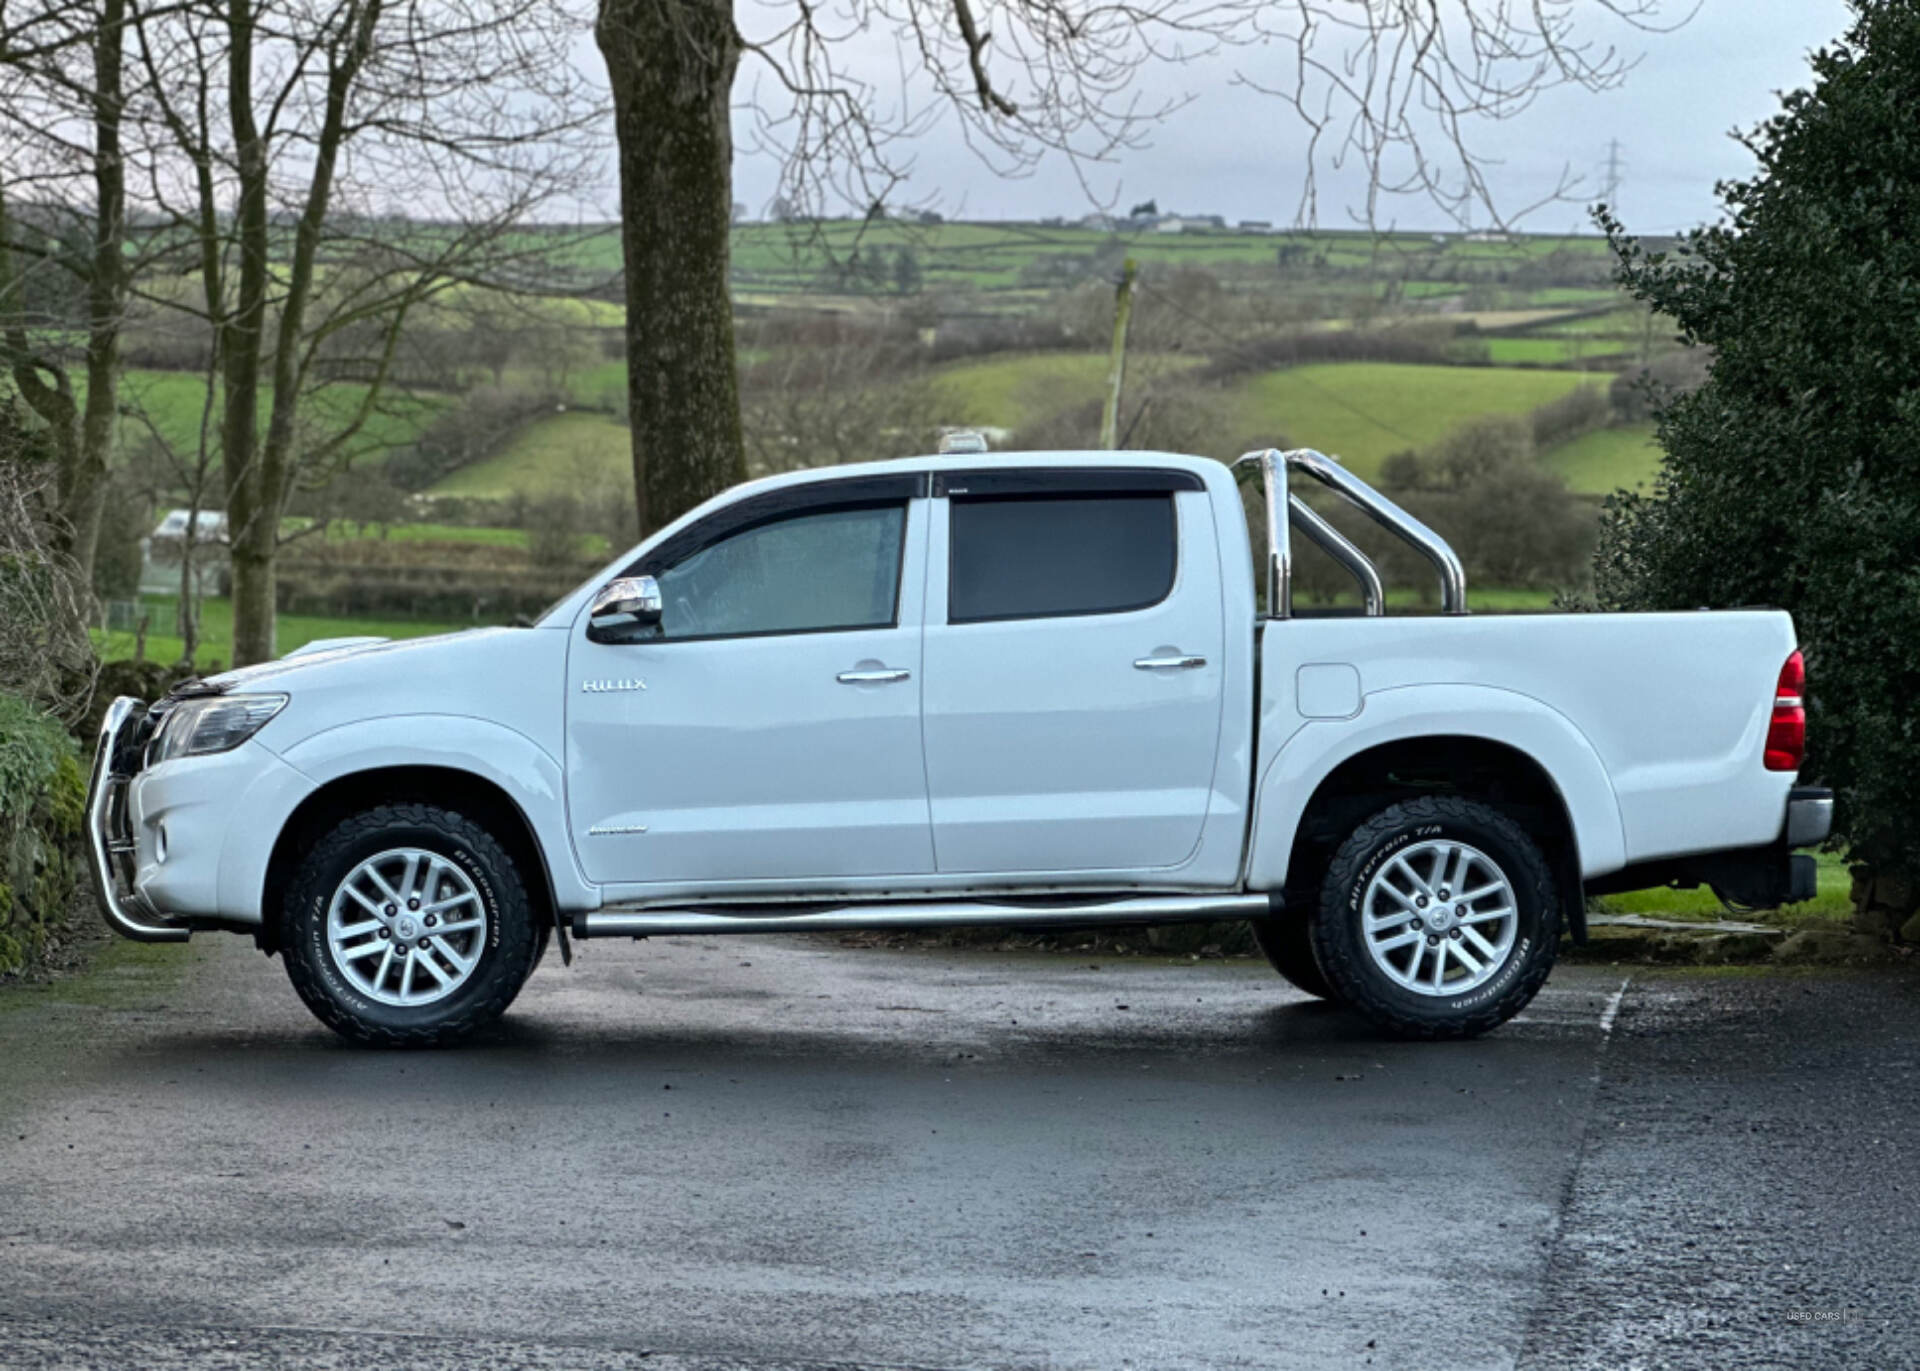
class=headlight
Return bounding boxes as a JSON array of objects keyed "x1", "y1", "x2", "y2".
[{"x1": 147, "y1": 693, "x2": 288, "y2": 765}]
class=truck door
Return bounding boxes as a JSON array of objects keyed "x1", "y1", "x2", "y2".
[
  {"x1": 565, "y1": 474, "x2": 934, "y2": 887},
  {"x1": 921, "y1": 468, "x2": 1227, "y2": 876}
]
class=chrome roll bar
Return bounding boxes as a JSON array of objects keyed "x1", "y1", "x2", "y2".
[
  {"x1": 1286, "y1": 494, "x2": 1384, "y2": 617},
  {"x1": 1232, "y1": 447, "x2": 1468, "y2": 619},
  {"x1": 1232, "y1": 450, "x2": 1291, "y2": 615}
]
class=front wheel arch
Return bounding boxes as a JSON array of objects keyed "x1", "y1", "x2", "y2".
[
  {"x1": 281, "y1": 801, "x2": 540, "y2": 1046},
  {"x1": 261, "y1": 766, "x2": 560, "y2": 959}
]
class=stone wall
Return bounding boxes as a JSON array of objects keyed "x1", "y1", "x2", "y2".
[{"x1": 1852, "y1": 864, "x2": 1920, "y2": 946}]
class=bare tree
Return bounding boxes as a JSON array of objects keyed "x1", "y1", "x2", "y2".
[
  {"x1": 0, "y1": 399, "x2": 95, "y2": 722},
  {"x1": 739, "y1": 339, "x2": 943, "y2": 475},
  {"x1": 598, "y1": 0, "x2": 1682, "y2": 538},
  {"x1": 0, "y1": 0, "x2": 140, "y2": 583},
  {"x1": 120, "y1": 364, "x2": 224, "y2": 664},
  {"x1": 1244, "y1": 3, "x2": 1682, "y2": 227},
  {"x1": 128, "y1": 0, "x2": 600, "y2": 662}
]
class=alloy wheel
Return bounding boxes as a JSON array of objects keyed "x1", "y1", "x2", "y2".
[
  {"x1": 1360, "y1": 838, "x2": 1518, "y2": 997},
  {"x1": 325, "y1": 848, "x2": 488, "y2": 1007}
]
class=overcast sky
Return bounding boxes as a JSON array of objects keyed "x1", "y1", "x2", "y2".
[{"x1": 720, "y1": 0, "x2": 1854, "y2": 235}]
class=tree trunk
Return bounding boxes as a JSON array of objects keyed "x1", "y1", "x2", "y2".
[
  {"x1": 596, "y1": 0, "x2": 747, "y2": 536},
  {"x1": 0, "y1": 4, "x2": 124, "y2": 587},
  {"x1": 177, "y1": 504, "x2": 201, "y2": 666},
  {"x1": 221, "y1": 0, "x2": 276, "y2": 665},
  {"x1": 227, "y1": 542, "x2": 273, "y2": 668},
  {"x1": 177, "y1": 536, "x2": 199, "y2": 666},
  {"x1": 226, "y1": 493, "x2": 276, "y2": 663},
  {"x1": 66, "y1": 0, "x2": 129, "y2": 583},
  {"x1": 0, "y1": 186, "x2": 85, "y2": 539}
]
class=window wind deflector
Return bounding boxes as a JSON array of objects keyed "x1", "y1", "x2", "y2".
[
  {"x1": 628, "y1": 472, "x2": 926, "y2": 579},
  {"x1": 934, "y1": 467, "x2": 1203, "y2": 499}
]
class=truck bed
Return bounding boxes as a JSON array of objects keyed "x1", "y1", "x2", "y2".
[{"x1": 1250, "y1": 609, "x2": 1799, "y2": 885}]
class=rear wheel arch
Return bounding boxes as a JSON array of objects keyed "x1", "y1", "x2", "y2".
[
  {"x1": 1280, "y1": 735, "x2": 1585, "y2": 940},
  {"x1": 260, "y1": 766, "x2": 559, "y2": 956}
]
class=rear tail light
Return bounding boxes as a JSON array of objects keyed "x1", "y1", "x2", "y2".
[{"x1": 1765, "y1": 650, "x2": 1806, "y2": 772}]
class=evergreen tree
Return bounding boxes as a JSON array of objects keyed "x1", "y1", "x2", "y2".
[{"x1": 1594, "y1": 1, "x2": 1920, "y2": 930}]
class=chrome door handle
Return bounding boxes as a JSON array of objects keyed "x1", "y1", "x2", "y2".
[
  {"x1": 1134, "y1": 655, "x2": 1207, "y2": 671},
  {"x1": 837, "y1": 667, "x2": 912, "y2": 684}
]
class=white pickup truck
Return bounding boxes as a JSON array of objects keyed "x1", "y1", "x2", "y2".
[{"x1": 88, "y1": 447, "x2": 1831, "y2": 1046}]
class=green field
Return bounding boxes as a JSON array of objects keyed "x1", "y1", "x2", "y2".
[
  {"x1": 71, "y1": 219, "x2": 1661, "y2": 507},
  {"x1": 66, "y1": 217, "x2": 1643, "y2": 422},
  {"x1": 430, "y1": 287, "x2": 624, "y2": 331},
  {"x1": 1535, "y1": 307, "x2": 1657, "y2": 338},
  {"x1": 1346, "y1": 586, "x2": 1557, "y2": 613},
  {"x1": 113, "y1": 369, "x2": 448, "y2": 466},
  {"x1": 1541, "y1": 423, "x2": 1661, "y2": 494},
  {"x1": 1229, "y1": 363, "x2": 1602, "y2": 476},
  {"x1": 55, "y1": 219, "x2": 1680, "y2": 577},
  {"x1": 931, "y1": 352, "x2": 1137, "y2": 430},
  {"x1": 1482, "y1": 336, "x2": 1616, "y2": 365},
  {"x1": 430, "y1": 409, "x2": 632, "y2": 498},
  {"x1": 315, "y1": 521, "x2": 531, "y2": 547},
  {"x1": 712, "y1": 219, "x2": 1623, "y2": 304},
  {"x1": 94, "y1": 595, "x2": 472, "y2": 670},
  {"x1": 434, "y1": 354, "x2": 1656, "y2": 496}
]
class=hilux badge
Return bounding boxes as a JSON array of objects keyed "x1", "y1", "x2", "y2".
[{"x1": 581, "y1": 677, "x2": 647, "y2": 694}]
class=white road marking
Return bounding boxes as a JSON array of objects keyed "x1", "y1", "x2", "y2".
[{"x1": 1598, "y1": 975, "x2": 1630, "y2": 1041}]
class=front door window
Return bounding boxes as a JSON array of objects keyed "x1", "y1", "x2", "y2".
[{"x1": 654, "y1": 504, "x2": 906, "y2": 640}]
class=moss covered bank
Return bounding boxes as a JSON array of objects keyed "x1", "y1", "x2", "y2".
[{"x1": 0, "y1": 691, "x2": 86, "y2": 975}]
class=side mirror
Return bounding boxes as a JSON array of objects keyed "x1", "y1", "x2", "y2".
[{"x1": 588, "y1": 575, "x2": 662, "y2": 640}]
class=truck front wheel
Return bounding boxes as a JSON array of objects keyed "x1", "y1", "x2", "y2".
[
  {"x1": 281, "y1": 803, "x2": 539, "y2": 1047},
  {"x1": 1310, "y1": 796, "x2": 1558, "y2": 1039}
]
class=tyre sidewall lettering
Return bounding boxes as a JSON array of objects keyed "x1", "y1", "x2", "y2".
[
  {"x1": 1349, "y1": 828, "x2": 1424, "y2": 916},
  {"x1": 1449, "y1": 932, "x2": 1532, "y2": 1011}
]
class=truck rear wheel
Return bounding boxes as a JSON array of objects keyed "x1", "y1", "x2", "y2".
[
  {"x1": 1309, "y1": 796, "x2": 1557, "y2": 1039},
  {"x1": 281, "y1": 803, "x2": 539, "y2": 1048},
  {"x1": 1249, "y1": 915, "x2": 1339, "y2": 1001}
]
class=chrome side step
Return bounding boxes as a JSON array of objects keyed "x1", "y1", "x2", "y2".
[{"x1": 575, "y1": 892, "x2": 1273, "y2": 940}]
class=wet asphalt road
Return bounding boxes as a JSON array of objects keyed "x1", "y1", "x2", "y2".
[{"x1": 0, "y1": 933, "x2": 1915, "y2": 1370}]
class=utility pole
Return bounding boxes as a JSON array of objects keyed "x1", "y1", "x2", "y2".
[
  {"x1": 1601, "y1": 139, "x2": 1625, "y2": 210},
  {"x1": 1099, "y1": 258, "x2": 1138, "y2": 450}
]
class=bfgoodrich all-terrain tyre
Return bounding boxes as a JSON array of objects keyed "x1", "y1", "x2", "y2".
[
  {"x1": 282, "y1": 803, "x2": 539, "y2": 1047},
  {"x1": 1249, "y1": 914, "x2": 1340, "y2": 1001},
  {"x1": 1309, "y1": 796, "x2": 1558, "y2": 1040}
]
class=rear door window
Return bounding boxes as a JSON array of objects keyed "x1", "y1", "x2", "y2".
[{"x1": 947, "y1": 493, "x2": 1176, "y2": 623}]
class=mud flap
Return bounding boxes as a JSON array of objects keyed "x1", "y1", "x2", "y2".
[
  {"x1": 1708, "y1": 850, "x2": 1818, "y2": 909},
  {"x1": 1560, "y1": 851, "x2": 1588, "y2": 945}
]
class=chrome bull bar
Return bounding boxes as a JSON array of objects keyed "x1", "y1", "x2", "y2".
[{"x1": 86, "y1": 696, "x2": 190, "y2": 942}]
